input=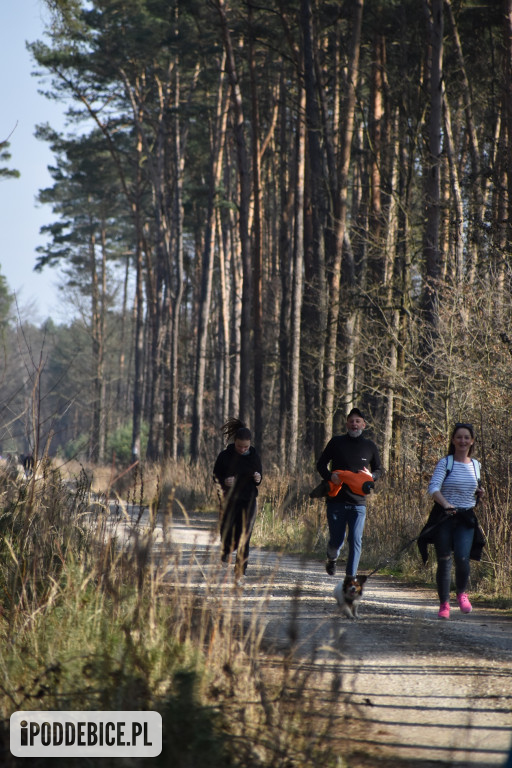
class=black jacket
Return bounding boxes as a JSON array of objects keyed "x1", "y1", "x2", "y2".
[
  {"x1": 417, "y1": 502, "x2": 486, "y2": 564},
  {"x1": 213, "y1": 444, "x2": 262, "y2": 505},
  {"x1": 316, "y1": 433, "x2": 382, "y2": 506}
]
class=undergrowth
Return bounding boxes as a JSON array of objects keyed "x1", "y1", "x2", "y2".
[
  {"x1": 0, "y1": 461, "x2": 347, "y2": 768},
  {"x1": 0, "y1": 453, "x2": 509, "y2": 767}
]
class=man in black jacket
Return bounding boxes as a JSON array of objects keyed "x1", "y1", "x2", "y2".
[{"x1": 316, "y1": 408, "x2": 382, "y2": 577}]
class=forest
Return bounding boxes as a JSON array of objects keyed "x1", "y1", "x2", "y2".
[
  {"x1": 2, "y1": 5, "x2": 512, "y2": 764},
  {"x1": 1, "y1": 0, "x2": 511, "y2": 483}
]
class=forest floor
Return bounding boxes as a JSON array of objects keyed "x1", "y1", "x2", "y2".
[{"x1": 116, "y1": 505, "x2": 512, "y2": 768}]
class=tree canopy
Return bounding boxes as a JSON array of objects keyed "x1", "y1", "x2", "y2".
[{"x1": 0, "y1": 0, "x2": 510, "y2": 478}]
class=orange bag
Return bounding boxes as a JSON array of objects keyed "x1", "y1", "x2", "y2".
[{"x1": 327, "y1": 468, "x2": 374, "y2": 497}]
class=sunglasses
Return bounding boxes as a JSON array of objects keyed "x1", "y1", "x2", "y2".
[{"x1": 454, "y1": 422, "x2": 474, "y2": 432}]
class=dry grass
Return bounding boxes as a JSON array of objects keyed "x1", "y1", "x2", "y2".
[
  {"x1": 0, "y1": 461, "x2": 348, "y2": 768},
  {"x1": 0, "y1": 453, "x2": 509, "y2": 766}
]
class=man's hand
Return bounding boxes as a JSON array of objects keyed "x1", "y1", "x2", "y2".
[
  {"x1": 253, "y1": 472, "x2": 261, "y2": 483},
  {"x1": 224, "y1": 476, "x2": 235, "y2": 487},
  {"x1": 330, "y1": 472, "x2": 342, "y2": 485}
]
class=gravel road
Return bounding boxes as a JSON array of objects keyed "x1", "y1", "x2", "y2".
[{"x1": 118, "y1": 506, "x2": 512, "y2": 768}]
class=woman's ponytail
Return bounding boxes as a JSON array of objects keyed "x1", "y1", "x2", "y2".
[{"x1": 222, "y1": 417, "x2": 251, "y2": 443}]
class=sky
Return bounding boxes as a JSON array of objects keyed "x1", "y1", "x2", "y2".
[{"x1": 0, "y1": 0, "x2": 68, "y2": 323}]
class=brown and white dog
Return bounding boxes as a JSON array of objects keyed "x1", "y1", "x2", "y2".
[{"x1": 333, "y1": 575, "x2": 368, "y2": 619}]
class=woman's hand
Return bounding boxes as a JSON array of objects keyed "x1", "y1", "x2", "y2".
[
  {"x1": 253, "y1": 472, "x2": 261, "y2": 483},
  {"x1": 432, "y1": 490, "x2": 454, "y2": 511}
]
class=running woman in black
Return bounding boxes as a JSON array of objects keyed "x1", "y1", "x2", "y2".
[{"x1": 213, "y1": 418, "x2": 262, "y2": 580}]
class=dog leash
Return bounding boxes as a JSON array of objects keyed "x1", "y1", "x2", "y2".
[
  {"x1": 364, "y1": 468, "x2": 482, "y2": 579},
  {"x1": 365, "y1": 508, "x2": 456, "y2": 579}
]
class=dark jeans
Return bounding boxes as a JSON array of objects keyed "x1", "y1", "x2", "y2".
[
  {"x1": 326, "y1": 501, "x2": 366, "y2": 576},
  {"x1": 433, "y1": 515, "x2": 475, "y2": 603}
]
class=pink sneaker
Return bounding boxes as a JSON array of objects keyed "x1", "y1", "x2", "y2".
[
  {"x1": 457, "y1": 593, "x2": 472, "y2": 613},
  {"x1": 438, "y1": 602, "x2": 450, "y2": 619}
]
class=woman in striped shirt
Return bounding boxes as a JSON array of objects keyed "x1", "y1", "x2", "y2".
[{"x1": 427, "y1": 423, "x2": 484, "y2": 619}]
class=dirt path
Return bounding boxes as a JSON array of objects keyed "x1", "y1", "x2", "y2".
[{"x1": 120, "y1": 506, "x2": 512, "y2": 767}]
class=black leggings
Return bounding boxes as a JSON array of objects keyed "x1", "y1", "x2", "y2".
[{"x1": 220, "y1": 499, "x2": 257, "y2": 574}]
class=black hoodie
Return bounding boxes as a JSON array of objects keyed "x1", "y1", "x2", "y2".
[
  {"x1": 316, "y1": 433, "x2": 382, "y2": 506},
  {"x1": 213, "y1": 443, "x2": 262, "y2": 504}
]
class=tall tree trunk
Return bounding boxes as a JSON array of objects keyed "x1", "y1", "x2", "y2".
[
  {"x1": 117, "y1": 253, "x2": 130, "y2": 428},
  {"x1": 439, "y1": 153, "x2": 450, "y2": 284},
  {"x1": 444, "y1": 0, "x2": 484, "y2": 285},
  {"x1": 89, "y1": 224, "x2": 101, "y2": 463},
  {"x1": 343, "y1": 121, "x2": 367, "y2": 419},
  {"x1": 368, "y1": 28, "x2": 385, "y2": 285},
  {"x1": 278, "y1": 72, "x2": 294, "y2": 465},
  {"x1": 190, "y1": 61, "x2": 228, "y2": 461},
  {"x1": 288, "y1": 84, "x2": 306, "y2": 471},
  {"x1": 145, "y1": 273, "x2": 165, "y2": 459},
  {"x1": 227, "y1": 204, "x2": 242, "y2": 418},
  {"x1": 164, "y1": 66, "x2": 185, "y2": 460},
  {"x1": 504, "y1": 0, "x2": 512, "y2": 254},
  {"x1": 323, "y1": 0, "x2": 364, "y2": 442},
  {"x1": 491, "y1": 103, "x2": 508, "y2": 311},
  {"x1": 442, "y1": 86, "x2": 464, "y2": 284},
  {"x1": 301, "y1": 0, "x2": 327, "y2": 455},
  {"x1": 215, "y1": 0, "x2": 252, "y2": 425},
  {"x1": 216, "y1": 208, "x2": 231, "y2": 426},
  {"x1": 97, "y1": 221, "x2": 108, "y2": 463},
  {"x1": 249, "y1": 5, "x2": 264, "y2": 447},
  {"x1": 131, "y1": 201, "x2": 145, "y2": 464},
  {"x1": 387, "y1": 8, "x2": 416, "y2": 464},
  {"x1": 422, "y1": 0, "x2": 444, "y2": 328},
  {"x1": 381, "y1": 113, "x2": 400, "y2": 471},
  {"x1": 120, "y1": 69, "x2": 171, "y2": 460}
]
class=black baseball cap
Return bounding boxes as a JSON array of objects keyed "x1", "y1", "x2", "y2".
[{"x1": 347, "y1": 407, "x2": 365, "y2": 420}]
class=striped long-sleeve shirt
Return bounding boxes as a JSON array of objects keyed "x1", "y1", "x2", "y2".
[{"x1": 428, "y1": 457, "x2": 480, "y2": 509}]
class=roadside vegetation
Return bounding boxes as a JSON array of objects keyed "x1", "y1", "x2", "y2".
[
  {"x1": 0, "y1": 451, "x2": 509, "y2": 767},
  {"x1": 0, "y1": 458, "x2": 353, "y2": 768}
]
